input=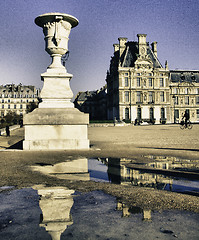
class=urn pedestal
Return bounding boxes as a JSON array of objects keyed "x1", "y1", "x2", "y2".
[{"x1": 23, "y1": 13, "x2": 89, "y2": 150}]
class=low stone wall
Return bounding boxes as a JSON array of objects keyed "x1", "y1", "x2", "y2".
[{"x1": 0, "y1": 125, "x2": 20, "y2": 135}]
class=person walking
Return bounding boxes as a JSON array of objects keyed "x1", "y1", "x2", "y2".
[
  {"x1": 183, "y1": 111, "x2": 189, "y2": 127},
  {"x1": 6, "y1": 125, "x2": 10, "y2": 137}
]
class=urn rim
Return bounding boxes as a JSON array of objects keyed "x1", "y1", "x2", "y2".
[{"x1": 35, "y1": 12, "x2": 79, "y2": 28}]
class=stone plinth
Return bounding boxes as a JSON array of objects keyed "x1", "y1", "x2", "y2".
[{"x1": 23, "y1": 108, "x2": 89, "y2": 150}]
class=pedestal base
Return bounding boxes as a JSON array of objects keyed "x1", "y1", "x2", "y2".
[{"x1": 23, "y1": 108, "x2": 89, "y2": 150}]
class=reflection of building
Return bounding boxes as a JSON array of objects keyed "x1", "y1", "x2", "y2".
[
  {"x1": 101, "y1": 156, "x2": 199, "y2": 191},
  {"x1": 106, "y1": 34, "x2": 199, "y2": 123},
  {"x1": 33, "y1": 185, "x2": 74, "y2": 240},
  {"x1": 32, "y1": 158, "x2": 90, "y2": 181},
  {"x1": 74, "y1": 86, "x2": 107, "y2": 120},
  {"x1": 0, "y1": 84, "x2": 40, "y2": 118},
  {"x1": 116, "y1": 201, "x2": 152, "y2": 221}
]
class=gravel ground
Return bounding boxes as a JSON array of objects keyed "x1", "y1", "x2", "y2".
[{"x1": 0, "y1": 124, "x2": 199, "y2": 213}]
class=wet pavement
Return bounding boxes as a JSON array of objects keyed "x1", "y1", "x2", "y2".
[
  {"x1": 0, "y1": 186, "x2": 199, "y2": 240},
  {"x1": 1, "y1": 150, "x2": 199, "y2": 239}
]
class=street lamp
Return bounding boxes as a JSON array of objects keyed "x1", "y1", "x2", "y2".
[{"x1": 172, "y1": 95, "x2": 176, "y2": 124}]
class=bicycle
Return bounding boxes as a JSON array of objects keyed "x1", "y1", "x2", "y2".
[{"x1": 180, "y1": 119, "x2": 193, "y2": 129}]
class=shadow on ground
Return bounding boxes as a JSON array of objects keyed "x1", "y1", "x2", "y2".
[{"x1": 8, "y1": 140, "x2": 23, "y2": 150}]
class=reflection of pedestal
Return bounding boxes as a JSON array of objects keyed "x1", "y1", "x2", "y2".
[
  {"x1": 23, "y1": 12, "x2": 89, "y2": 150},
  {"x1": 32, "y1": 158, "x2": 90, "y2": 181},
  {"x1": 34, "y1": 185, "x2": 74, "y2": 240}
]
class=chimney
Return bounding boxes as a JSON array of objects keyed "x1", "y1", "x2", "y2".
[
  {"x1": 118, "y1": 37, "x2": 127, "y2": 57},
  {"x1": 113, "y1": 43, "x2": 119, "y2": 52},
  {"x1": 137, "y1": 34, "x2": 147, "y2": 56},
  {"x1": 151, "y1": 41, "x2": 157, "y2": 57}
]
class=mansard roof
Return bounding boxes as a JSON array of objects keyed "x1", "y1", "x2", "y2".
[
  {"x1": 120, "y1": 41, "x2": 162, "y2": 68},
  {"x1": 170, "y1": 70, "x2": 199, "y2": 83}
]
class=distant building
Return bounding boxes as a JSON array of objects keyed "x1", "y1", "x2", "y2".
[
  {"x1": 74, "y1": 86, "x2": 107, "y2": 120},
  {"x1": 170, "y1": 70, "x2": 199, "y2": 123},
  {"x1": 0, "y1": 84, "x2": 40, "y2": 118},
  {"x1": 105, "y1": 34, "x2": 199, "y2": 123}
]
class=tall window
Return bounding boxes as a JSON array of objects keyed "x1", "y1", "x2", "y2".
[
  {"x1": 174, "y1": 96, "x2": 178, "y2": 105},
  {"x1": 137, "y1": 107, "x2": 141, "y2": 120},
  {"x1": 124, "y1": 91, "x2": 129, "y2": 102},
  {"x1": 174, "y1": 109, "x2": 179, "y2": 119},
  {"x1": 150, "y1": 108, "x2": 154, "y2": 119},
  {"x1": 185, "y1": 96, "x2": 189, "y2": 105},
  {"x1": 8, "y1": 104, "x2": 10, "y2": 109},
  {"x1": 124, "y1": 77, "x2": 129, "y2": 87},
  {"x1": 197, "y1": 109, "x2": 199, "y2": 119},
  {"x1": 125, "y1": 108, "x2": 129, "y2": 120},
  {"x1": 160, "y1": 78, "x2": 164, "y2": 87},
  {"x1": 14, "y1": 104, "x2": 16, "y2": 109},
  {"x1": 161, "y1": 108, "x2": 165, "y2": 119},
  {"x1": 137, "y1": 78, "x2": 141, "y2": 87},
  {"x1": 148, "y1": 92, "x2": 153, "y2": 103},
  {"x1": 196, "y1": 96, "x2": 199, "y2": 104},
  {"x1": 2, "y1": 105, "x2": 4, "y2": 109},
  {"x1": 20, "y1": 104, "x2": 22, "y2": 109},
  {"x1": 2, "y1": 99, "x2": 4, "y2": 103},
  {"x1": 173, "y1": 88, "x2": 177, "y2": 94},
  {"x1": 137, "y1": 91, "x2": 141, "y2": 102},
  {"x1": 160, "y1": 92, "x2": 164, "y2": 102},
  {"x1": 185, "y1": 88, "x2": 188, "y2": 94},
  {"x1": 149, "y1": 78, "x2": 152, "y2": 87}
]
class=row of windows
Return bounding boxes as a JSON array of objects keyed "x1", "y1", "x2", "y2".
[
  {"x1": 0, "y1": 94, "x2": 36, "y2": 98},
  {"x1": 123, "y1": 77, "x2": 166, "y2": 87},
  {"x1": 174, "y1": 109, "x2": 199, "y2": 119},
  {"x1": 1, "y1": 104, "x2": 27, "y2": 109},
  {"x1": 1, "y1": 99, "x2": 34, "y2": 103},
  {"x1": 173, "y1": 88, "x2": 199, "y2": 94},
  {"x1": 173, "y1": 96, "x2": 199, "y2": 105},
  {"x1": 125, "y1": 108, "x2": 199, "y2": 120},
  {"x1": 124, "y1": 91, "x2": 165, "y2": 103},
  {"x1": 123, "y1": 72, "x2": 165, "y2": 77},
  {"x1": 124, "y1": 107, "x2": 166, "y2": 120}
]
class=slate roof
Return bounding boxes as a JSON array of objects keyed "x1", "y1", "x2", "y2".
[
  {"x1": 120, "y1": 41, "x2": 162, "y2": 68},
  {"x1": 170, "y1": 70, "x2": 199, "y2": 83}
]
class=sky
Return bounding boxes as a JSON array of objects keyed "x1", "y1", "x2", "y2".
[{"x1": 0, "y1": 0, "x2": 199, "y2": 99}]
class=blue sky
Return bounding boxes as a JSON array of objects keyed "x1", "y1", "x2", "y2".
[{"x1": 0, "y1": 0, "x2": 199, "y2": 98}]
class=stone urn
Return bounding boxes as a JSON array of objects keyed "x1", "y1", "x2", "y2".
[
  {"x1": 35, "y1": 13, "x2": 78, "y2": 72},
  {"x1": 23, "y1": 12, "x2": 89, "y2": 150}
]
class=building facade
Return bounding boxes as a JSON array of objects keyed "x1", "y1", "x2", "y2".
[
  {"x1": 74, "y1": 86, "x2": 107, "y2": 120},
  {"x1": 0, "y1": 84, "x2": 40, "y2": 118},
  {"x1": 106, "y1": 34, "x2": 199, "y2": 124}
]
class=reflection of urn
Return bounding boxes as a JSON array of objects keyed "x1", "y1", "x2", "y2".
[
  {"x1": 35, "y1": 13, "x2": 78, "y2": 72},
  {"x1": 33, "y1": 185, "x2": 74, "y2": 240}
]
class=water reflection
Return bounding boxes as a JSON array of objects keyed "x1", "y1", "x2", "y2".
[
  {"x1": 116, "y1": 201, "x2": 152, "y2": 221},
  {"x1": 32, "y1": 158, "x2": 90, "y2": 181},
  {"x1": 33, "y1": 185, "x2": 74, "y2": 240},
  {"x1": 100, "y1": 157, "x2": 199, "y2": 195},
  {"x1": 31, "y1": 156, "x2": 199, "y2": 196}
]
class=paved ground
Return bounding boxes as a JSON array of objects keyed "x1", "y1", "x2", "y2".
[{"x1": 0, "y1": 124, "x2": 199, "y2": 213}]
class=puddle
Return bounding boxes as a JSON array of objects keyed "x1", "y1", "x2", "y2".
[
  {"x1": 0, "y1": 186, "x2": 198, "y2": 240},
  {"x1": 32, "y1": 157, "x2": 199, "y2": 196}
]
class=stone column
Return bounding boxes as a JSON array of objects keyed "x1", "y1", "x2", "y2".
[{"x1": 23, "y1": 13, "x2": 89, "y2": 150}]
